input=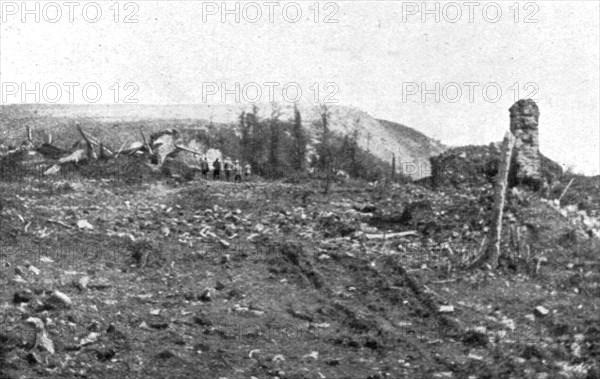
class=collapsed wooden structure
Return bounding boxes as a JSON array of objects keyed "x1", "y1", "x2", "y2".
[{"x1": 0, "y1": 123, "x2": 205, "y2": 179}]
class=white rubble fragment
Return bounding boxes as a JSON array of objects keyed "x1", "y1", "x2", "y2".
[
  {"x1": 79, "y1": 332, "x2": 100, "y2": 346},
  {"x1": 26, "y1": 317, "x2": 55, "y2": 354},
  {"x1": 48, "y1": 290, "x2": 72, "y2": 308},
  {"x1": 249, "y1": 349, "x2": 260, "y2": 358},
  {"x1": 272, "y1": 354, "x2": 285, "y2": 362},
  {"x1": 534, "y1": 306, "x2": 549, "y2": 316},
  {"x1": 77, "y1": 219, "x2": 94, "y2": 230}
]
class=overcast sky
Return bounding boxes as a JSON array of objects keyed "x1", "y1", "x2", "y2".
[{"x1": 1, "y1": 1, "x2": 598, "y2": 174}]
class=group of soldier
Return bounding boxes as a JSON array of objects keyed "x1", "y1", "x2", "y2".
[{"x1": 199, "y1": 157, "x2": 251, "y2": 182}]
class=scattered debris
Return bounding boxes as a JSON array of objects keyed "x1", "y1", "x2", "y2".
[
  {"x1": 25, "y1": 317, "x2": 55, "y2": 354},
  {"x1": 77, "y1": 219, "x2": 94, "y2": 230},
  {"x1": 534, "y1": 306, "x2": 550, "y2": 317},
  {"x1": 74, "y1": 276, "x2": 90, "y2": 291},
  {"x1": 46, "y1": 290, "x2": 72, "y2": 309}
]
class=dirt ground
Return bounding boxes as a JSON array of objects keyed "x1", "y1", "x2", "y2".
[{"x1": 1, "y1": 172, "x2": 598, "y2": 379}]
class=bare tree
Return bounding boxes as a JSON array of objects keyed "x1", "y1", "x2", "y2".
[
  {"x1": 317, "y1": 104, "x2": 334, "y2": 193},
  {"x1": 239, "y1": 110, "x2": 251, "y2": 163},
  {"x1": 291, "y1": 103, "x2": 308, "y2": 172},
  {"x1": 268, "y1": 103, "x2": 282, "y2": 179},
  {"x1": 245, "y1": 105, "x2": 265, "y2": 174}
]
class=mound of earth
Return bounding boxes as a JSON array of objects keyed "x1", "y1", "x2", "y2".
[{"x1": 0, "y1": 164, "x2": 598, "y2": 378}]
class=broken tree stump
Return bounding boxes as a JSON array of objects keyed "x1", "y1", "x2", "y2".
[
  {"x1": 86, "y1": 141, "x2": 97, "y2": 161},
  {"x1": 139, "y1": 128, "x2": 152, "y2": 154},
  {"x1": 76, "y1": 123, "x2": 114, "y2": 159},
  {"x1": 76, "y1": 124, "x2": 98, "y2": 160},
  {"x1": 471, "y1": 132, "x2": 516, "y2": 269}
]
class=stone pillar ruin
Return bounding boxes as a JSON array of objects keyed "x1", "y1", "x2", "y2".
[{"x1": 508, "y1": 99, "x2": 542, "y2": 191}]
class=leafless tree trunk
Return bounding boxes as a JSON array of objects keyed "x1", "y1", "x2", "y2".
[
  {"x1": 319, "y1": 104, "x2": 333, "y2": 194},
  {"x1": 268, "y1": 103, "x2": 282, "y2": 179},
  {"x1": 471, "y1": 132, "x2": 515, "y2": 269}
]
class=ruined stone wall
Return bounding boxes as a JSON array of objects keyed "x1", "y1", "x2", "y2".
[
  {"x1": 429, "y1": 100, "x2": 554, "y2": 191},
  {"x1": 429, "y1": 145, "x2": 501, "y2": 188}
]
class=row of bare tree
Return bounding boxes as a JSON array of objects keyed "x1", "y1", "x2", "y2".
[{"x1": 227, "y1": 103, "x2": 398, "y2": 192}]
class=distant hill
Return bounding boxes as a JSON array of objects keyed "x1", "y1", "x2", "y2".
[{"x1": 0, "y1": 104, "x2": 446, "y2": 179}]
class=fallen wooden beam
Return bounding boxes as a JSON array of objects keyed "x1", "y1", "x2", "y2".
[
  {"x1": 58, "y1": 149, "x2": 86, "y2": 164},
  {"x1": 47, "y1": 219, "x2": 73, "y2": 229},
  {"x1": 114, "y1": 140, "x2": 129, "y2": 159},
  {"x1": 174, "y1": 144, "x2": 203, "y2": 156},
  {"x1": 118, "y1": 142, "x2": 145, "y2": 156},
  {"x1": 365, "y1": 231, "x2": 418, "y2": 240}
]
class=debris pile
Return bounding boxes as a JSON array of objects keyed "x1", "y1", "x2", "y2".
[
  {"x1": 0, "y1": 124, "x2": 208, "y2": 183},
  {"x1": 429, "y1": 144, "x2": 501, "y2": 189},
  {"x1": 545, "y1": 199, "x2": 600, "y2": 239}
]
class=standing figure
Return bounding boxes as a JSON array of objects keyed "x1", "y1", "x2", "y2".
[
  {"x1": 213, "y1": 158, "x2": 222, "y2": 180},
  {"x1": 244, "y1": 163, "x2": 251, "y2": 181},
  {"x1": 233, "y1": 160, "x2": 242, "y2": 183},
  {"x1": 224, "y1": 157, "x2": 233, "y2": 182},
  {"x1": 200, "y1": 156, "x2": 209, "y2": 180}
]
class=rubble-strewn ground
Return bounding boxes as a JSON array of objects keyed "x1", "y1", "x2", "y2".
[{"x1": 1, "y1": 172, "x2": 598, "y2": 379}]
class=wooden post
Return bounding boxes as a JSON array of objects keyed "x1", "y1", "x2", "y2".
[
  {"x1": 557, "y1": 178, "x2": 574, "y2": 205},
  {"x1": 471, "y1": 132, "x2": 515, "y2": 269}
]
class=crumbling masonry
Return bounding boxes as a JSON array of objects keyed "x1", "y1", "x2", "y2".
[{"x1": 508, "y1": 99, "x2": 542, "y2": 191}]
